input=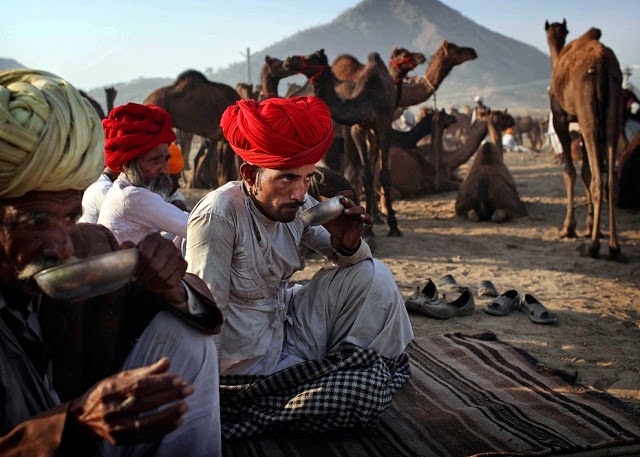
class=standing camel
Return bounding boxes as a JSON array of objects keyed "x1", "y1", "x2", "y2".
[
  {"x1": 144, "y1": 70, "x2": 240, "y2": 188},
  {"x1": 545, "y1": 20, "x2": 624, "y2": 261},
  {"x1": 284, "y1": 49, "x2": 401, "y2": 238},
  {"x1": 397, "y1": 41, "x2": 478, "y2": 108}
]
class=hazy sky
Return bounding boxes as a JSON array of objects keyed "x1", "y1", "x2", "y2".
[{"x1": 3, "y1": 0, "x2": 639, "y2": 90}]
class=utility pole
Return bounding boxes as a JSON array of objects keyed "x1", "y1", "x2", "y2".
[{"x1": 239, "y1": 47, "x2": 256, "y2": 84}]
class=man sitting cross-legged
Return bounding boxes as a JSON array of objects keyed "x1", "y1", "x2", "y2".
[{"x1": 186, "y1": 96, "x2": 414, "y2": 437}]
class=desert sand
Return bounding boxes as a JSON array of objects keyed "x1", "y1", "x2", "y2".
[{"x1": 184, "y1": 150, "x2": 640, "y2": 412}]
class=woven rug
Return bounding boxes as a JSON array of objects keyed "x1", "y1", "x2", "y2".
[{"x1": 223, "y1": 333, "x2": 640, "y2": 457}]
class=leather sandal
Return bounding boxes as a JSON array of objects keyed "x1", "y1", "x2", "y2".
[
  {"x1": 436, "y1": 274, "x2": 468, "y2": 294},
  {"x1": 420, "y1": 289, "x2": 475, "y2": 320},
  {"x1": 478, "y1": 280, "x2": 499, "y2": 298},
  {"x1": 405, "y1": 279, "x2": 441, "y2": 312},
  {"x1": 484, "y1": 289, "x2": 520, "y2": 316},
  {"x1": 520, "y1": 294, "x2": 557, "y2": 324}
]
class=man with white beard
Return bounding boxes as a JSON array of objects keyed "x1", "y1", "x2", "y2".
[{"x1": 98, "y1": 103, "x2": 189, "y2": 245}]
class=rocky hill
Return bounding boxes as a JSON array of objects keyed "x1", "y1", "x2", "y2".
[
  {"x1": 41, "y1": 0, "x2": 556, "y2": 113},
  {"x1": 0, "y1": 58, "x2": 25, "y2": 71}
]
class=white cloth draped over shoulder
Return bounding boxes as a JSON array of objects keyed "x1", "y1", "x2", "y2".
[
  {"x1": 186, "y1": 181, "x2": 413, "y2": 375},
  {"x1": 98, "y1": 174, "x2": 188, "y2": 245}
]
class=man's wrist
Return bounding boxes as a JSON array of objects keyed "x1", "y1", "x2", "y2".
[{"x1": 337, "y1": 240, "x2": 361, "y2": 256}]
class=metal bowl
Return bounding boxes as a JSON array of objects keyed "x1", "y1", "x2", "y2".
[
  {"x1": 299, "y1": 196, "x2": 344, "y2": 227},
  {"x1": 34, "y1": 249, "x2": 139, "y2": 302}
]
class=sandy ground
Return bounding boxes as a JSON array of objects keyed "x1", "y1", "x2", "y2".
[{"x1": 183, "y1": 150, "x2": 640, "y2": 412}]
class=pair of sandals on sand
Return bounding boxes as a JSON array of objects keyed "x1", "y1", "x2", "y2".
[{"x1": 405, "y1": 275, "x2": 557, "y2": 324}]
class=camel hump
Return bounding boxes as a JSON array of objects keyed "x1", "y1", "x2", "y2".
[
  {"x1": 582, "y1": 27, "x2": 602, "y2": 41},
  {"x1": 334, "y1": 53, "x2": 361, "y2": 64},
  {"x1": 175, "y1": 69, "x2": 209, "y2": 84},
  {"x1": 367, "y1": 52, "x2": 384, "y2": 64}
]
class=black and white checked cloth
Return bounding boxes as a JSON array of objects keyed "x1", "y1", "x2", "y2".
[{"x1": 219, "y1": 343, "x2": 410, "y2": 439}]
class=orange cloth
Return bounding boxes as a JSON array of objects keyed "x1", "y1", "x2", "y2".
[
  {"x1": 168, "y1": 143, "x2": 184, "y2": 174},
  {"x1": 103, "y1": 103, "x2": 176, "y2": 171},
  {"x1": 505, "y1": 128, "x2": 514, "y2": 135},
  {"x1": 220, "y1": 96, "x2": 333, "y2": 169}
]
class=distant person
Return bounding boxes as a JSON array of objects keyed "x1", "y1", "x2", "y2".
[
  {"x1": 98, "y1": 103, "x2": 189, "y2": 245},
  {"x1": 470, "y1": 95, "x2": 488, "y2": 124},
  {"x1": 622, "y1": 81, "x2": 640, "y2": 142},
  {"x1": 167, "y1": 143, "x2": 189, "y2": 212},
  {"x1": 78, "y1": 166, "x2": 119, "y2": 223}
]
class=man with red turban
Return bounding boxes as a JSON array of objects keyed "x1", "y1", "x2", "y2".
[
  {"x1": 98, "y1": 103, "x2": 189, "y2": 245},
  {"x1": 186, "y1": 96, "x2": 412, "y2": 433}
]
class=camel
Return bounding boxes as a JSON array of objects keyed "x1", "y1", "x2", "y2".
[
  {"x1": 332, "y1": 47, "x2": 426, "y2": 103},
  {"x1": 390, "y1": 110, "x2": 435, "y2": 149},
  {"x1": 513, "y1": 115, "x2": 543, "y2": 150},
  {"x1": 144, "y1": 70, "x2": 240, "y2": 189},
  {"x1": 389, "y1": 109, "x2": 514, "y2": 198},
  {"x1": 455, "y1": 110, "x2": 526, "y2": 222},
  {"x1": 397, "y1": 41, "x2": 478, "y2": 108},
  {"x1": 105, "y1": 87, "x2": 117, "y2": 114},
  {"x1": 284, "y1": 49, "x2": 401, "y2": 239},
  {"x1": 235, "y1": 82, "x2": 255, "y2": 100},
  {"x1": 545, "y1": 20, "x2": 624, "y2": 261},
  {"x1": 80, "y1": 90, "x2": 105, "y2": 119},
  {"x1": 258, "y1": 56, "x2": 298, "y2": 100}
]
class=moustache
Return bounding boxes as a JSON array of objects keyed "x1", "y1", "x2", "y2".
[
  {"x1": 17, "y1": 257, "x2": 75, "y2": 281},
  {"x1": 282, "y1": 200, "x2": 306, "y2": 210}
]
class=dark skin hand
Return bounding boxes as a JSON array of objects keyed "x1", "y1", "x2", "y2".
[
  {"x1": 69, "y1": 358, "x2": 193, "y2": 445},
  {"x1": 321, "y1": 190, "x2": 373, "y2": 251},
  {"x1": 121, "y1": 232, "x2": 188, "y2": 306}
]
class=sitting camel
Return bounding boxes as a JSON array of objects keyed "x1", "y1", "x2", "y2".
[
  {"x1": 617, "y1": 130, "x2": 640, "y2": 209},
  {"x1": 545, "y1": 20, "x2": 624, "y2": 260},
  {"x1": 389, "y1": 109, "x2": 514, "y2": 198},
  {"x1": 455, "y1": 110, "x2": 526, "y2": 222}
]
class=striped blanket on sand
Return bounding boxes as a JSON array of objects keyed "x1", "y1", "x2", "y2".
[{"x1": 222, "y1": 333, "x2": 640, "y2": 457}]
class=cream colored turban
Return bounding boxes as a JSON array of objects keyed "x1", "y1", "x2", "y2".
[{"x1": 0, "y1": 69, "x2": 104, "y2": 198}]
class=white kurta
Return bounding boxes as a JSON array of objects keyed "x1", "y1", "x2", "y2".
[
  {"x1": 98, "y1": 175, "x2": 189, "y2": 245},
  {"x1": 186, "y1": 181, "x2": 413, "y2": 375},
  {"x1": 79, "y1": 173, "x2": 113, "y2": 224}
]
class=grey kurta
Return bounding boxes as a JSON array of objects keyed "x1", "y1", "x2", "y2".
[{"x1": 186, "y1": 181, "x2": 413, "y2": 375}]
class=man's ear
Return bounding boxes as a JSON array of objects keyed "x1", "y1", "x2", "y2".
[{"x1": 239, "y1": 162, "x2": 257, "y2": 186}]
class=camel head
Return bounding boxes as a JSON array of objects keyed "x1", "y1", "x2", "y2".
[
  {"x1": 492, "y1": 109, "x2": 515, "y2": 131},
  {"x1": 264, "y1": 55, "x2": 298, "y2": 79},
  {"x1": 545, "y1": 19, "x2": 569, "y2": 51},
  {"x1": 283, "y1": 49, "x2": 329, "y2": 81},
  {"x1": 390, "y1": 47, "x2": 426, "y2": 76},
  {"x1": 434, "y1": 109, "x2": 457, "y2": 129},
  {"x1": 434, "y1": 40, "x2": 478, "y2": 65}
]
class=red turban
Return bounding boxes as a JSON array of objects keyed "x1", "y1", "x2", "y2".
[
  {"x1": 220, "y1": 96, "x2": 334, "y2": 169},
  {"x1": 103, "y1": 103, "x2": 176, "y2": 171}
]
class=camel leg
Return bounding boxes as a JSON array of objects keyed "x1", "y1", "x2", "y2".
[
  {"x1": 605, "y1": 94, "x2": 624, "y2": 262},
  {"x1": 552, "y1": 107, "x2": 577, "y2": 238},
  {"x1": 343, "y1": 129, "x2": 362, "y2": 205},
  {"x1": 579, "y1": 127, "x2": 602, "y2": 258},
  {"x1": 351, "y1": 126, "x2": 376, "y2": 242},
  {"x1": 579, "y1": 146, "x2": 594, "y2": 238},
  {"x1": 378, "y1": 130, "x2": 402, "y2": 237}
]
